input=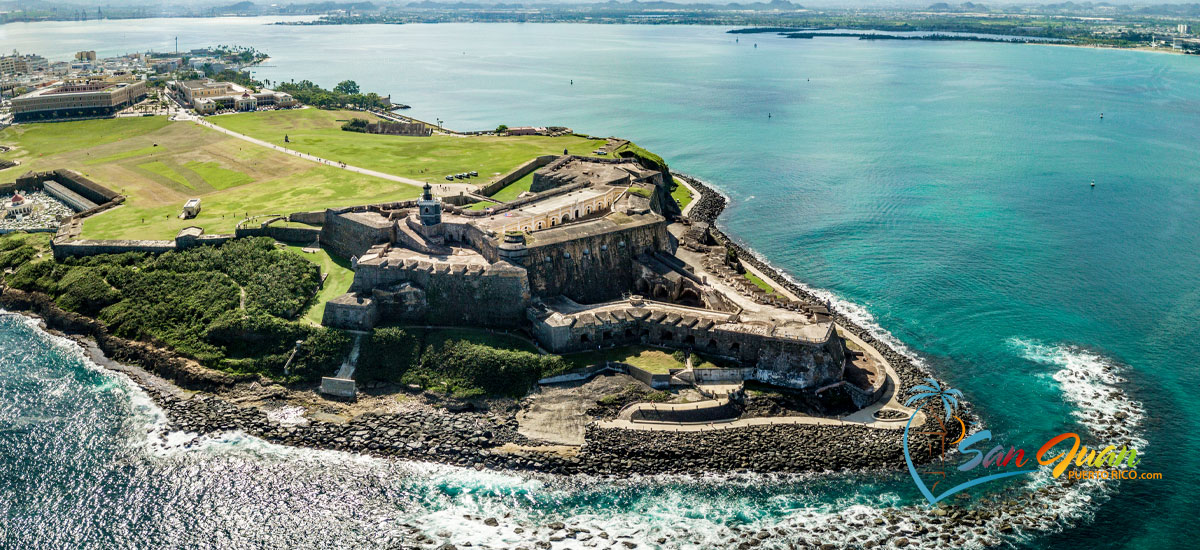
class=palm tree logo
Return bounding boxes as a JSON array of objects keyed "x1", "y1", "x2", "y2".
[
  {"x1": 904, "y1": 378, "x2": 964, "y2": 493},
  {"x1": 902, "y1": 378, "x2": 1035, "y2": 505},
  {"x1": 905, "y1": 377, "x2": 963, "y2": 422}
]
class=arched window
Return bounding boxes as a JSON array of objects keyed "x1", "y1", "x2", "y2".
[{"x1": 536, "y1": 221, "x2": 544, "y2": 230}]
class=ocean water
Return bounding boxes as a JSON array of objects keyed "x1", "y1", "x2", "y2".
[{"x1": 2, "y1": 19, "x2": 1199, "y2": 548}]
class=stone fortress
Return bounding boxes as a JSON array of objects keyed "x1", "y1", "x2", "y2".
[
  {"x1": 319, "y1": 155, "x2": 851, "y2": 393},
  {"x1": 14, "y1": 149, "x2": 870, "y2": 399}
]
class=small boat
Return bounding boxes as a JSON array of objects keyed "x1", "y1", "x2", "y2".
[{"x1": 1091, "y1": 179, "x2": 1095, "y2": 187}]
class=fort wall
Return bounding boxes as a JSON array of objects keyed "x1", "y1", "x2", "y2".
[
  {"x1": 352, "y1": 259, "x2": 530, "y2": 327},
  {"x1": 52, "y1": 239, "x2": 176, "y2": 259},
  {"x1": 532, "y1": 300, "x2": 844, "y2": 390},
  {"x1": 288, "y1": 210, "x2": 326, "y2": 226},
  {"x1": 522, "y1": 220, "x2": 673, "y2": 303},
  {"x1": 321, "y1": 208, "x2": 395, "y2": 259},
  {"x1": 478, "y1": 154, "x2": 558, "y2": 197},
  {"x1": 235, "y1": 218, "x2": 321, "y2": 243}
]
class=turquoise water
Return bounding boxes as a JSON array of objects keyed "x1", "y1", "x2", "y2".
[{"x1": 2, "y1": 19, "x2": 1199, "y2": 548}]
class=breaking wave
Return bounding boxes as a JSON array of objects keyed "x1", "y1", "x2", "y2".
[{"x1": 0, "y1": 309, "x2": 1147, "y2": 549}]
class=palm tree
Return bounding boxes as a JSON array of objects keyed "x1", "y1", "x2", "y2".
[{"x1": 905, "y1": 377, "x2": 963, "y2": 421}]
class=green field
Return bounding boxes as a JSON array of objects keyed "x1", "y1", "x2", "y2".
[
  {"x1": 284, "y1": 245, "x2": 355, "y2": 325},
  {"x1": 0, "y1": 116, "x2": 422, "y2": 240},
  {"x1": 207, "y1": 109, "x2": 607, "y2": 185},
  {"x1": 671, "y1": 177, "x2": 693, "y2": 210},
  {"x1": 488, "y1": 171, "x2": 537, "y2": 202},
  {"x1": 744, "y1": 270, "x2": 777, "y2": 295},
  {"x1": 564, "y1": 345, "x2": 685, "y2": 374}
]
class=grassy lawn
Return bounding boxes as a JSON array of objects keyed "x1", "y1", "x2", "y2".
[
  {"x1": 0, "y1": 116, "x2": 422, "y2": 240},
  {"x1": 137, "y1": 160, "x2": 194, "y2": 189},
  {"x1": 671, "y1": 177, "x2": 693, "y2": 210},
  {"x1": 744, "y1": 271, "x2": 777, "y2": 295},
  {"x1": 1, "y1": 117, "x2": 170, "y2": 157},
  {"x1": 564, "y1": 345, "x2": 686, "y2": 374},
  {"x1": 488, "y1": 170, "x2": 536, "y2": 202},
  {"x1": 207, "y1": 109, "x2": 607, "y2": 185},
  {"x1": 185, "y1": 160, "x2": 254, "y2": 190},
  {"x1": 283, "y1": 244, "x2": 355, "y2": 325},
  {"x1": 464, "y1": 200, "x2": 499, "y2": 211}
]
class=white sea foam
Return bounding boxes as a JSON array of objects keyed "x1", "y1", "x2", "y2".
[
  {"x1": 0, "y1": 307, "x2": 1148, "y2": 548},
  {"x1": 1010, "y1": 338, "x2": 1146, "y2": 448},
  {"x1": 265, "y1": 405, "x2": 310, "y2": 426}
]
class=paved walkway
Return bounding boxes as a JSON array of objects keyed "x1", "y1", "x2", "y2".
[
  {"x1": 676, "y1": 177, "x2": 701, "y2": 218},
  {"x1": 184, "y1": 113, "x2": 476, "y2": 196}
]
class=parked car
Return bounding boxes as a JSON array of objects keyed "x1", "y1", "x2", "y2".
[
  {"x1": 446, "y1": 175, "x2": 454, "y2": 181},
  {"x1": 469, "y1": 171, "x2": 478, "y2": 177}
]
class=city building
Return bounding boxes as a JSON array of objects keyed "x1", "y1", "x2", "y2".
[
  {"x1": 0, "y1": 54, "x2": 49, "y2": 76},
  {"x1": 11, "y1": 79, "x2": 148, "y2": 122},
  {"x1": 1179, "y1": 24, "x2": 1191, "y2": 35},
  {"x1": 75, "y1": 51, "x2": 97, "y2": 62},
  {"x1": 151, "y1": 58, "x2": 182, "y2": 73},
  {"x1": 170, "y1": 79, "x2": 295, "y2": 114}
]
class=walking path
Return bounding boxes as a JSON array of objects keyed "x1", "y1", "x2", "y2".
[
  {"x1": 186, "y1": 114, "x2": 477, "y2": 196},
  {"x1": 676, "y1": 176, "x2": 701, "y2": 218}
]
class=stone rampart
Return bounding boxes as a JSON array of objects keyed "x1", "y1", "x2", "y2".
[
  {"x1": 52, "y1": 239, "x2": 175, "y2": 260},
  {"x1": 478, "y1": 155, "x2": 558, "y2": 197},
  {"x1": 625, "y1": 364, "x2": 673, "y2": 389},
  {"x1": 288, "y1": 210, "x2": 326, "y2": 225},
  {"x1": 456, "y1": 179, "x2": 592, "y2": 218},
  {"x1": 522, "y1": 219, "x2": 672, "y2": 303},
  {"x1": 533, "y1": 300, "x2": 844, "y2": 390},
  {"x1": 321, "y1": 208, "x2": 395, "y2": 260},
  {"x1": 352, "y1": 258, "x2": 531, "y2": 327},
  {"x1": 236, "y1": 222, "x2": 321, "y2": 243},
  {"x1": 53, "y1": 228, "x2": 236, "y2": 260}
]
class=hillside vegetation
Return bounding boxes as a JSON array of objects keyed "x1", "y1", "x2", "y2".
[
  {"x1": 356, "y1": 327, "x2": 568, "y2": 397},
  {"x1": 2, "y1": 235, "x2": 348, "y2": 382}
]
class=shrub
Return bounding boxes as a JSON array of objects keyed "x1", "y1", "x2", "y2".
[
  {"x1": 341, "y1": 118, "x2": 370, "y2": 133},
  {"x1": 404, "y1": 340, "x2": 568, "y2": 397},
  {"x1": 2, "y1": 237, "x2": 326, "y2": 380},
  {"x1": 54, "y1": 267, "x2": 121, "y2": 317},
  {"x1": 355, "y1": 327, "x2": 421, "y2": 383},
  {"x1": 289, "y1": 327, "x2": 353, "y2": 382}
]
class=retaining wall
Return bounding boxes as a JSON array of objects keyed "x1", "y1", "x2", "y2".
[
  {"x1": 52, "y1": 239, "x2": 176, "y2": 260},
  {"x1": 478, "y1": 155, "x2": 558, "y2": 197},
  {"x1": 625, "y1": 364, "x2": 673, "y2": 389},
  {"x1": 288, "y1": 211, "x2": 326, "y2": 225}
]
